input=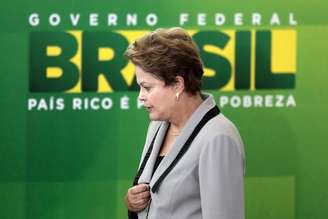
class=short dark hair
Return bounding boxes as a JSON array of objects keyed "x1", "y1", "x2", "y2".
[{"x1": 124, "y1": 27, "x2": 204, "y2": 95}]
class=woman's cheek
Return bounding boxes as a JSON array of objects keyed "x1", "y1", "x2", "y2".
[{"x1": 149, "y1": 91, "x2": 158, "y2": 105}]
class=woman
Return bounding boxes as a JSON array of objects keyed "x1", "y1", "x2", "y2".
[{"x1": 124, "y1": 27, "x2": 245, "y2": 219}]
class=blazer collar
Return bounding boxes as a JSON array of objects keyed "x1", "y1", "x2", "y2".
[
  {"x1": 146, "y1": 93, "x2": 217, "y2": 188},
  {"x1": 137, "y1": 122, "x2": 169, "y2": 184}
]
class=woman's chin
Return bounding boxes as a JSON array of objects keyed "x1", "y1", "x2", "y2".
[
  {"x1": 148, "y1": 112, "x2": 161, "y2": 121},
  {"x1": 148, "y1": 113, "x2": 157, "y2": 121}
]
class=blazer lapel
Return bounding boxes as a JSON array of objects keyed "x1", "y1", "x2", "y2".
[
  {"x1": 149, "y1": 95, "x2": 216, "y2": 189},
  {"x1": 138, "y1": 122, "x2": 169, "y2": 184}
]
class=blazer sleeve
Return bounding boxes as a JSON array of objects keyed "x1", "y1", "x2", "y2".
[{"x1": 199, "y1": 134, "x2": 245, "y2": 219}]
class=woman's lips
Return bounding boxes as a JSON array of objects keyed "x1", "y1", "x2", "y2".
[{"x1": 145, "y1": 106, "x2": 152, "y2": 112}]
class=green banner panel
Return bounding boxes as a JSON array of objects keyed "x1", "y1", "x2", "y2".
[{"x1": 1, "y1": 1, "x2": 327, "y2": 219}]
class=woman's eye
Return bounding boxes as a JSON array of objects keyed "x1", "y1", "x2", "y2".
[{"x1": 144, "y1": 86, "x2": 151, "y2": 91}]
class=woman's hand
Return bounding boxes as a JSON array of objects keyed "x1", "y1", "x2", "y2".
[{"x1": 125, "y1": 184, "x2": 151, "y2": 213}]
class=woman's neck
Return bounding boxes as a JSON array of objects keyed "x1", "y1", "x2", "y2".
[{"x1": 168, "y1": 93, "x2": 203, "y2": 134}]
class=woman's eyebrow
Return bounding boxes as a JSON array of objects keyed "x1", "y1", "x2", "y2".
[{"x1": 140, "y1": 82, "x2": 151, "y2": 86}]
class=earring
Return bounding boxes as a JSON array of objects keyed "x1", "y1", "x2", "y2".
[{"x1": 176, "y1": 92, "x2": 180, "y2": 101}]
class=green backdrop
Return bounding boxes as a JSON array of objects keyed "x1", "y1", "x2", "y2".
[{"x1": 1, "y1": 0, "x2": 328, "y2": 219}]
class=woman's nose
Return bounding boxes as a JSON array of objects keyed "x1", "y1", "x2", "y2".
[{"x1": 138, "y1": 89, "x2": 146, "y2": 101}]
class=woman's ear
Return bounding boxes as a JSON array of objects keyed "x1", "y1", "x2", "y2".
[{"x1": 175, "y1": 76, "x2": 185, "y2": 93}]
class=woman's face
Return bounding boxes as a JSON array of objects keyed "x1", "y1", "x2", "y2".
[{"x1": 135, "y1": 66, "x2": 177, "y2": 121}]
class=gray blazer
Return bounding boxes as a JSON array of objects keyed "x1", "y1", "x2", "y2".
[{"x1": 136, "y1": 94, "x2": 245, "y2": 219}]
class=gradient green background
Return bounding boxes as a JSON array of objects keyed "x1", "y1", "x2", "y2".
[{"x1": 1, "y1": 0, "x2": 328, "y2": 219}]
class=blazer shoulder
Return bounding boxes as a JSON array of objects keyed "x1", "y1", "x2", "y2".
[
  {"x1": 203, "y1": 113, "x2": 241, "y2": 138},
  {"x1": 200, "y1": 113, "x2": 245, "y2": 164}
]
